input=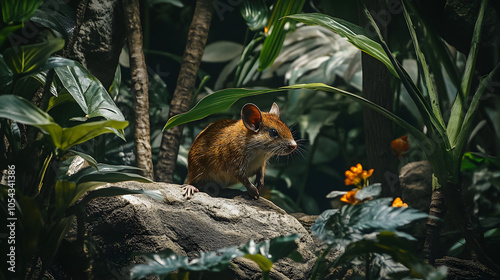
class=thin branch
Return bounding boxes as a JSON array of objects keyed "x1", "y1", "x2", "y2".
[
  {"x1": 155, "y1": 0, "x2": 213, "y2": 182},
  {"x1": 123, "y1": 0, "x2": 154, "y2": 179}
]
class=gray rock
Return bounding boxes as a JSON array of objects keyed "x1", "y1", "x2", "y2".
[
  {"x1": 82, "y1": 181, "x2": 316, "y2": 279},
  {"x1": 399, "y1": 160, "x2": 433, "y2": 212}
]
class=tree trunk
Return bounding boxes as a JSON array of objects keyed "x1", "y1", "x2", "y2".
[
  {"x1": 155, "y1": 0, "x2": 213, "y2": 182},
  {"x1": 361, "y1": 1, "x2": 400, "y2": 197},
  {"x1": 123, "y1": 0, "x2": 154, "y2": 179},
  {"x1": 64, "y1": 0, "x2": 125, "y2": 90}
]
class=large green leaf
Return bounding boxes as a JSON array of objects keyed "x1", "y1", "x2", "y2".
[
  {"x1": 240, "y1": 236, "x2": 301, "y2": 280},
  {"x1": 240, "y1": 0, "x2": 269, "y2": 31},
  {"x1": 355, "y1": 183, "x2": 382, "y2": 201},
  {"x1": 403, "y1": 0, "x2": 461, "y2": 94},
  {"x1": 38, "y1": 56, "x2": 80, "y2": 74},
  {"x1": 67, "y1": 185, "x2": 162, "y2": 214},
  {"x1": 0, "y1": 56, "x2": 78, "y2": 98},
  {"x1": 359, "y1": 4, "x2": 450, "y2": 150},
  {"x1": 54, "y1": 180, "x2": 77, "y2": 216},
  {"x1": 311, "y1": 198, "x2": 429, "y2": 247},
  {"x1": 0, "y1": 94, "x2": 63, "y2": 147},
  {"x1": 163, "y1": 83, "x2": 428, "y2": 143},
  {"x1": 461, "y1": 152, "x2": 500, "y2": 171},
  {"x1": 455, "y1": 64, "x2": 499, "y2": 158},
  {"x1": 67, "y1": 149, "x2": 99, "y2": 171},
  {"x1": 240, "y1": 234, "x2": 301, "y2": 262},
  {"x1": 401, "y1": 1, "x2": 445, "y2": 128},
  {"x1": 62, "y1": 164, "x2": 150, "y2": 185},
  {"x1": 31, "y1": 3, "x2": 76, "y2": 40},
  {"x1": 447, "y1": 0, "x2": 489, "y2": 144},
  {"x1": 338, "y1": 232, "x2": 447, "y2": 279},
  {"x1": 234, "y1": 34, "x2": 265, "y2": 87},
  {"x1": 73, "y1": 186, "x2": 163, "y2": 206},
  {"x1": 1, "y1": 0, "x2": 43, "y2": 24},
  {"x1": 3, "y1": 38, "x2": 65, "y2": 75},
  {"x1": 131, "y1": 247, "x2": 240, "y2": 279},
  {"x1": 47, "y1": 92, "x2": 73, "y2": 111},
  {"x1": 310, "y1": 209, "x2": 339, "y2": 245},
  {"x1": 59, "y1": 119, "x2": 128, "y2": 151},
  {"x1": 0, "y1": 54, "x2": 14, "y2": 90},
  {"x1": 163, "y1": 87, "x2": 280, "y2": 130},
  {"x1": 259, "y1": 0, "x2": 305, "y2": 70},
  {"x1": 287, "y1": 13, "x2": 397, "y2": 78},
  {"x1": 54, "y1": 64, "x2": 126, "y2": 123},
  {"x1": 0, "y1": 95, "x2": 128, "y2": 151},
  {"x1": 12, "y1": 72, "x2": 53, "y2": 100},
  {"x1": 130, "y1": 234, "x2": 301, "y2": 279},
  {"x1": 12, "y1": 58, "x2": 79, "y2": 100}
]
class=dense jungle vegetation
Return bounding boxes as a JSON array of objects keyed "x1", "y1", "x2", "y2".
[{"x1": 1, "y1": 0, "x2": 499, "y2": 279}]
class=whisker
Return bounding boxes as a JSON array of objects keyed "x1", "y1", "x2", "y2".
[{"x1": 295, "y1": 147, "x2": 306, "y2": 159}]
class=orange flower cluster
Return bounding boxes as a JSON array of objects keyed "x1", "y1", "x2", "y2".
[
  {"x1": 344, "y1": 163, "x2": 374, "y2": 188},
  {"x1": 340, "y1": 189, "x2": 360, "y2": 204},
  {"x1": 392, "y1": 197, "x2": 408, "y2": 207},
  {"x1": 341, "y1": 163, "x2": 374, "y2": 204},
  {"x1": 340, "y1": 163, "x2": 410, "y2": 208}
]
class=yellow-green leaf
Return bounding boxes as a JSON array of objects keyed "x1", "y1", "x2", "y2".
[{"x1": 3, "y1": 38, "x2": 65, "y2": 74}]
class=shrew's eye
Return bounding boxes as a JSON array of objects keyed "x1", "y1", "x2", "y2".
[{"x1": 269, "y1": 128, "x2": 279, "y2": 138}]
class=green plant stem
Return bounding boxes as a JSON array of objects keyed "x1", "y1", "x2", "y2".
[
  {"x1": 309, "y1": 244, "x2": 333, "y2": 280},
  {"x1": 36, "y1": 152, "x2": 53, "y2": 197},
  {"x1": 192, "y1": 75, "x2": 211, "y2": 105},
  {"x1": 402, "y1": 0, "x2": 445, "y2": 128},
  {"x1": 234, "y1": 34, "x2": 264, "y2": 87},
  {"x1": 240, "y1": 52, "x2": 260, "y2": 86}
]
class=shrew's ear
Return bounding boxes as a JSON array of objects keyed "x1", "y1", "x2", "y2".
[
  {"x1": 269, "y1": 102, "x2": 280, "y2": 117},
  {"x1": 241, "y1": 103, "x2": 262, "y2": 132}
]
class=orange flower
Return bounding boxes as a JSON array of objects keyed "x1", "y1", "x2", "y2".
[
  {"x1": 345, "y1": 163, "x2": 374, "y2": 188},
  {"x1": 391, "y1": 135, "x2": 410, "y2": 157},
  {"x1": 340, "y1": 189, "x2": 360, "y2": 204},
  {"x1": 392, "y1": 197, "x2": 408, "y2": 207},
  {"x1": 361, "y1": 169, "x2": 374, "y2": 180}
]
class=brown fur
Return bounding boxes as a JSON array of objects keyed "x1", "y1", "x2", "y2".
[{"x1": 185, "y1": 103, "x2": 296, "y2": 199}]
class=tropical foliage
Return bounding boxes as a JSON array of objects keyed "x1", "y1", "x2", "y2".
[
  {"x1": 131, "y1": 234, "x2": 301, "y2": 280},
  {"x1": 159, "y1": 0, "x2": 499, "y2": 276},
  {"x1": 1, "y1": 0, "x2": 499, "y2": 278},
  {"x1": 0, "y1": 1, "x2": 159, "y2": 278}
]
